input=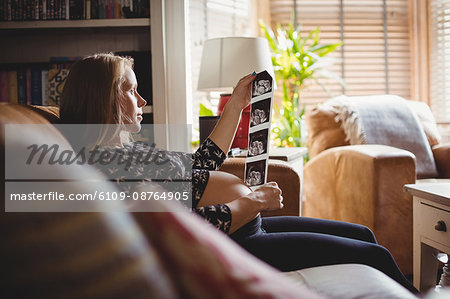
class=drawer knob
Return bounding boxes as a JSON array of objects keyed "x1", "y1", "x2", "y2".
[{"x1": 435, "y1": 221, "x2": 447, "y2": 232}]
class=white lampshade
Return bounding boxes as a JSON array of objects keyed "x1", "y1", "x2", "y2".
[{"x1": 197, "y1": 37, "x2": 275, "y2": 92}]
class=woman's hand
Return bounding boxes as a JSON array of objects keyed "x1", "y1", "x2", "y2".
[
  {"x1": 226, "y1": 181, "x2": 283, "y2": 234},
  {"x1": 247, "y1": 182, "x2": 284, "y2": 211},
  {"x1": 207, "y1": 72, "x2": 255, "y2": 154},
  {"x1": 226, "y1": 73, "x2": 255, "y2": 112}
]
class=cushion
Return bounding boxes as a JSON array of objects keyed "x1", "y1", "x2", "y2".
[
  {"x1": 306, "y1": 106, "x2": 349, "y2": 158},
  {"x1": 133, "y1": 196, "x2": 324, "y2": 299},
  {"x1": 2, "y1": 128, "x2": 178, "y2": 298},
  {"x1": 0, "y1": 103, "x2": 59, "y2": 125},
  {"x1": 0, "y1": 103, "x2": 68, "y2": 149},
  {"x1": 28, "y1": 105, "x2": 61, "y2": 124},
  {"x1": 286, "y1": 264, "x2": 417, "y2": 299},
  {"x1": 306, "y1": 98, "x2": 441, "y2": 158},
  {"x1": 306, "y1": 96, "x2": 441, "y2": 178},
  {"x1": 2, "y1": 212, "x2": 179, "y2": 298},
  {"x1": 405, "y1": 100, "x2": 441, "y2": 146}
]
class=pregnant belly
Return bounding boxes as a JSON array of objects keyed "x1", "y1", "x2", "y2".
[{"x1": 197, "y1": 171, "x2": 252, "y2": 207}]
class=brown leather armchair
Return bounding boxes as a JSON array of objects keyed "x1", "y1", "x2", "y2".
[{"x1": 302, "y1": 100, "x2": 450, "y2": 274}]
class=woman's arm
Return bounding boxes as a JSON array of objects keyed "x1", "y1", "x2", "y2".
[
  {"x1": 193, "y1": 138, "x2": 227, "y2": 170},
  {"x1": 208, "y1": 73, "x2": 255, "y2": 154},
  {"x1": 197, "y1": 181, "x2": 284, "y2": 234},
  {"x1": 226, "y1": 182, "x2": 283, "y2": 233}
]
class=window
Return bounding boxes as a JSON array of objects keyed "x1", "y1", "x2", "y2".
[
  {"x1": 270, "y1": 0, "x2": 411, "y2": 109},
  {"x1": 429, "y1": 0, "x2": 450, "y2": 140},
  {"x1": 189, "y1": 0, "x2": 252, "y2": 142}
]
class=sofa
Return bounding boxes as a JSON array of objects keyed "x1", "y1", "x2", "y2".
[
  {"x1": 1, "y1": 103, "x2": 418, "y2": 298},
  {"x1": 303, "y1": 96, "x2": 450, "y2": 275}
]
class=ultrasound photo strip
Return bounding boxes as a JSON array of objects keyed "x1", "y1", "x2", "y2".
[
  {"x1": 250, "y1": 97, "x2": 271, "y2": 128},
  {"x1": 251, "y1": 71, "x2": 273, "y2": 99},
  {"x1": 247, "y1": 127, "x2": 269, "y2": 157},
  {"x1": 245, "y1": 70, "x2": 274, "y2": 187},
  {"x1": 244, "y1": 158, "x2": 267, "y2": 187}
]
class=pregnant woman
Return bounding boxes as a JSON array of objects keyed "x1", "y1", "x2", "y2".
[{"x1": 60, "y1": 53, "x2": 417, "y2": 294}]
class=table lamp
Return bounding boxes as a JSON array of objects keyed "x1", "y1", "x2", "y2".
[{"x1": 197, "y1": 37, "x2": 275, "y2": 149}]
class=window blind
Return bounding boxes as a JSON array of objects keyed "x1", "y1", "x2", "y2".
[
  {"x1": 429, "y1": 0, "x2": 450, "y2": 124},
  {"x1": 270, "y1": 0, "x2": 411, "y2": 109},
  {"x1": 189, "y1": 0, "x2": 251, "y2": 141}
]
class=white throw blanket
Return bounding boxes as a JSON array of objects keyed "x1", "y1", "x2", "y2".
[{"x1": 323, "y1": 95, "x2": 438, "y2": 178}]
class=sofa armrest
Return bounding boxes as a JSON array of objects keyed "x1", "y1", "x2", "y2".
[
  {"x1": 303, "y1": 144, "x2": 416, "y2": 274},
  {"x1": 219, "y1": 158, "x2": 301, "y2": 216},
  {"x1": 433, "y1": 142, "x2": 450, "y2": 178}
]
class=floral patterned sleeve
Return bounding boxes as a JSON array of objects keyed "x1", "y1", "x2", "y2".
[
  {"x1": 193, "y1": 138, "x2": 227, "y2": 170},
  {"x1": 191, "y1": 137, "x2": 231, "y2": 233},
  {"x1": 194, "y1": 205, "x2": 232, "y2": 234}
]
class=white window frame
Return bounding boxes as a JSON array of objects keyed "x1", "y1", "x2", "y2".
[{"x1": 151, "y1": 0, "x2": 191, "y2": 151}]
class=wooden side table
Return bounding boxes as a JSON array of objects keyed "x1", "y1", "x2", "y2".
[{"x1": 404, "y1": 183, "x2": 450, "y2": 292}]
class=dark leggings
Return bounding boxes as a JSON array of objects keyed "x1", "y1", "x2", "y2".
[{"x1": 230, "y1": 215, "x2": 418, "y2": 294}]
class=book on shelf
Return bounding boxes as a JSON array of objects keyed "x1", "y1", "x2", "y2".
[
  {"x1": 69, "y1": 0, "x2": 84, "y2": 20},
  {"x1": 31, "y1": 65, "x2": 44, "y2": 105},
  {"x1": 26, "y1": 68, "x2": 32, "y2": 104},
  {"x1": 47, "y1": 58, "x2": 76, "y2": 106},
  {"x1": 86, "y1": 0, "x2": 91, "y2": 19},
  {"x1": 48, "y1": 66, "x2": 69, "y2": 106},
  {"x1": 7, "y1": 70, "x2": 18, "y2": 104},
  {"x1": 0, "y1": 60, "x2": 75, "y2": 107},
  {"x1": 0, "y1": 0, "x2": 149, "y2": 21},
  {"x1": 41, "y1": 69, "x2": 49, "y2": 106},
  {"x1": 90, "y1": 0, "x2": 98, "y2": 19},
  {"x1": 0, "y1": 71, "x2": 8, "y2": 102},
  {"x1": 16, "y1": 68, "x2": 27, "y2": 105}
]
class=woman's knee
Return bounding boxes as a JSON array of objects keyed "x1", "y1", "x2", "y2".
[
  {"x1": 362, "y1": 226, "x2": 377, "y2": 243},
  {"x1": 352, "y1": 223, "x2": 377, "y2": 243},
  {"x1": 365, "y1": 243, "x2": 396, "y2": 264}
]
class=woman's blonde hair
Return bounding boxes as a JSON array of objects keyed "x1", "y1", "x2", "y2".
[{"x1": 60, "y1": 53, "x2": 134, "y2": 146}]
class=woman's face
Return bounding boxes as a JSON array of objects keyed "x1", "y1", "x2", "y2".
[{"x1": 120, "y1": 66, "x2": 147, "y2": 132}]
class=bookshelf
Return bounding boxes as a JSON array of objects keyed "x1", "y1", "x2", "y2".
[
  {"x1": 0, "y1": 18, "x2": 150, "y2": 29},
  {"x1": 0, "y1": 0, "x2": 191, "y2": 149},
  {"x1": 0, "y1": 16, "x2": 153, "y2": 120}
]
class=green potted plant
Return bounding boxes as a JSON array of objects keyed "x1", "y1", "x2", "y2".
[{"x1": 259, "y1": 21, "x2": 344, "y2": 147}]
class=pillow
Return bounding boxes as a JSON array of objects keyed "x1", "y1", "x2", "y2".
[
  {"x1": 133, "y1": 198, "x2": 324, "y2": 299},
  {"x1": 316, "y1": 95, "x2": 439, "y2": 178},
  {"x1": 405, "y1": 100, "x2": 442, "y2": 146},
  {"x1": 306, "y1": 98, "x2": 442, "y2": 159},
  {"x1": 2, "y1": 212, "x2": 179, "y2": 299},
  {"x1": 2, "y1": 121, "x2": 179, "y2": 298},
  {"x1": 305, "y1": 105, "x2": 349, "y2": 158}
]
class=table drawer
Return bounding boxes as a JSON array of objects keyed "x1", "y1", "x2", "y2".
[{"x1": 418, "y1": 202, "x2": 450, "y2": 247}]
